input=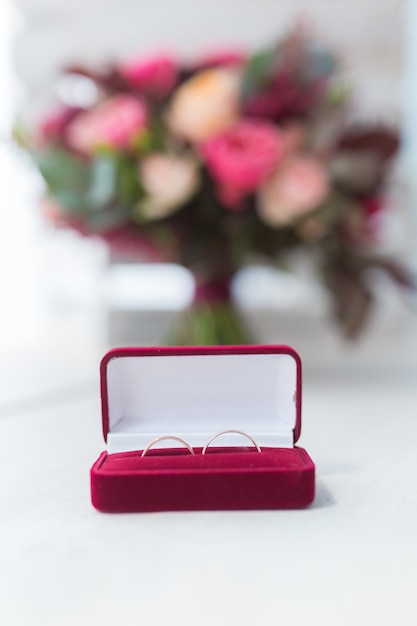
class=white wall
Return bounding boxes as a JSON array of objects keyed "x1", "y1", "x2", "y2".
[{"x1": 14, "y1": 0, "x2": 405, "y2": 121}]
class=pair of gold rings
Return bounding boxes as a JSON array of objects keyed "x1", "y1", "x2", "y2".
[{"x1": 141, "y1": 429, "x2": 262, "y2": 457}]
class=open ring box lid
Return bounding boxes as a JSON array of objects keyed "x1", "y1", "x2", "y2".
[{"x1": 91, "y1": 345, "x2": 315, "y2": 512}]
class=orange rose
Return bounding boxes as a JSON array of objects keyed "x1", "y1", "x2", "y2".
[{"x1": 166, "y1": 68, "x2": 239, "y2": 143}]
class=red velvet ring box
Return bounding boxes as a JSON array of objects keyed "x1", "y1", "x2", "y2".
[{"x1": 91, "y1": 345, "x2": 315, "y2": 512}]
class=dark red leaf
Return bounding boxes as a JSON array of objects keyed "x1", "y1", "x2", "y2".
[{"x1": 337, "y1": 126, "x2": 400, "y2": 161}]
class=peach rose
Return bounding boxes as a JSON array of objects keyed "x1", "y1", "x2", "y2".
[
  {"x1": 166, "y1": 68, "x2": 239, "y2": 142},
  {"x1": 137, "y1": 153, "x2": 200, "y2": 220},
  {"x1": 258, "y1": 155, "x2": 329, "y2": 226},
  {"x1": 119, "y1": 53, "x2": 178, "y2": 97},
  {"x1": 66, "y1": 95, "x2": 148, "y2": 155}
]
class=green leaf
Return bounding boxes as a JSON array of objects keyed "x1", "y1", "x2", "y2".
[
  {"x1": 240, "y1": 47, "x2": 277, "y2": 99},
  {"x1": 12, "y1": 122, "x2": 32, "y2": 149},
  {"x1": 326, "y1": 79, "x2": 351, "y2": 107},
  {"x1": 35, "y1": 149, "x2": 91, "y2": 196},
  {"x1": 131, "y1": 130, "x2": 152, "y2": 153},
  {"x1": 82, "y1": 205, "x2": 132, "y2": 231},
  {"x1": 87, "y1": 155, "x2": 118, "y2": 208},
  {"x1": 54, "y1": 189, "x2": 93, "y2": 212},
  {"x1": 115, "y1": 154, "x2": 144, "y2": 204},
  {"x1": 321, "y1": 258, "x2": 373, "y2": 339},
  {"x1": 304, "y1": 47, "x2": 339, "y2": 81}
]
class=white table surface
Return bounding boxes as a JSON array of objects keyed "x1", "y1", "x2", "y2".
[{"x1": 1, "y1": 323, "x2": 417, "y2": 626}]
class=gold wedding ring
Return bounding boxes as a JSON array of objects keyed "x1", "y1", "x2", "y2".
[
  {"x1": 141, "y1": 436, "x2": 195, "y2": 457},
  {"x1": 201, "y1": 430, "x2": 261, "y2": 455}
]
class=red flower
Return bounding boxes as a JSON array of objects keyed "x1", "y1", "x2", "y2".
[
  {"x1": 340, "y1": 196, "x2": 386, "y2": 247},
  {"x1": 195, "y1": 50, "x2": 246, "y2": 70},
  {"x1": 362, "y1": 196, "x2": 383, "y2": 217},
  {"x1": 244, "y1": 71, "x2": 324, "y2": 123},
  {"x1": 119, "y1": 54, "x2": 178, "y2": 98}
]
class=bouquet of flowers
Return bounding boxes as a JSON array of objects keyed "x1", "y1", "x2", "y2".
[{"x1": 22, "y1": 27, "x2": 412, "y2": 344}]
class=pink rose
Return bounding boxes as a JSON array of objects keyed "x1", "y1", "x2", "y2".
[
  {"x1": 119, "y1": 54, "x2": 178, "y2": 97},
  {"x1": 258, "y1": 155, "x2": 329, "y2": 226},
  {"x1": 66, "y1": 95, "x2": 148, "y2": 155},
  {"x1": 201, "y1": 119, "x2": 284, "y2": 208}
]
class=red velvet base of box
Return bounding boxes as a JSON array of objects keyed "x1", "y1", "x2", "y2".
[{"x1": 90, "y1": 446, "x2": 315, "y2": 512}]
